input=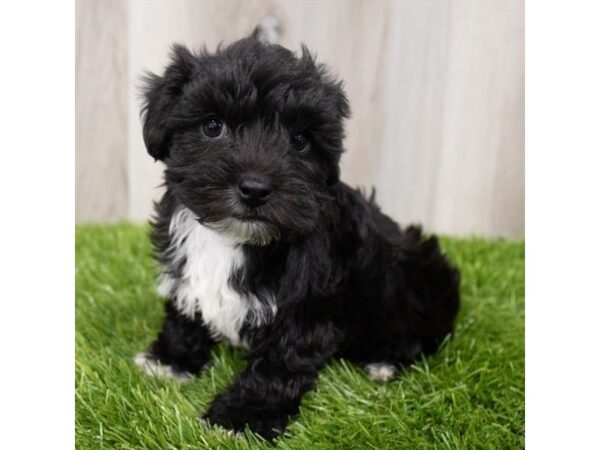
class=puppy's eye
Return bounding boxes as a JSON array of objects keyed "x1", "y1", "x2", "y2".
[
  {"x1": 291, "y1": 132, "x2": 310, "y2": 153},
  {"x1": 201, "y1": 117, "x2": 227, "y2": 139}
]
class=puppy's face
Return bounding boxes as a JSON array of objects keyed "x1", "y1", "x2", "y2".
[{"x1": 142, "y1": 36, "x2": 349, "y2": 245}]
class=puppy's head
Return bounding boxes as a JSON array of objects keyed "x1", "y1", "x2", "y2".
[{"x1": 142, "y1": 34, "x2": 349, "y2": 245}]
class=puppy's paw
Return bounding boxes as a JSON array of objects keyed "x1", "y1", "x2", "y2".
[
  {"x1": 365, "y1": 362, "x2": 397, "y2": 382},
  {"x1": 202, "y1": 395, "x2": 287, "y2": 441},
  {"x1": 197, "y1": 416, "x2": 244, "y2": 439},
  {"x1": 134, "y1": 352, "x2": 192, "y2": 381}
]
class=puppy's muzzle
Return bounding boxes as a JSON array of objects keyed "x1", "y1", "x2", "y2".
[{"x1": 237, "y1": 173, "x2": 273, "y2": 208}]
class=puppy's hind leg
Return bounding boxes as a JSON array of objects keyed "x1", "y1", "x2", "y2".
[
  {"x1": 135, "y1": 299, "x2": 215, "y2": 380},
  {"x1": 364, "y1": 362, "x2": 398, "y2": 382}
]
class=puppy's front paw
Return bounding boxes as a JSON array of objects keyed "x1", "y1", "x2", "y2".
[
  {"x1": 201, "y1": 394, "x2": 287, "y2": 441},
  {"x1": 134, "y1": 352, "x2": 192, "y2": 381}
]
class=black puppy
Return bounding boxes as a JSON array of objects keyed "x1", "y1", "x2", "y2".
[{"x1": 134, "y1": 31, "x2": 460, "y2": 440}]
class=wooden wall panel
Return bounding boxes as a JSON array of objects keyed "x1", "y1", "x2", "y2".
[
  {"x1": 76, "y1": 0, "x2": 524, "y2": 237},
  {"x1": 75, "y1": 0, "x2": 128, "y2": 222}
]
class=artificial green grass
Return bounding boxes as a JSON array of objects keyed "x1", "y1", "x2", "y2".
[{"x1": 76, "y1": 223, "x2": 524, "y2": 449}]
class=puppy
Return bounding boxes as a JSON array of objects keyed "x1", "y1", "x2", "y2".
[{"x1": 134, "y1": 31, "x2": 460, "y2": 440}]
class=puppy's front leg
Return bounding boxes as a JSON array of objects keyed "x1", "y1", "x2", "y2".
[
  {"x1": 135, "y1": 299, "x2": 215, "y2": 380},
  {"x1": 202, "y1": 310, "x2": 339, "y2": 440}
]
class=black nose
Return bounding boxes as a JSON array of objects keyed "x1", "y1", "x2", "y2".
[{"x1": 237, "y1": 174, "x2": 273, "y2": 207}]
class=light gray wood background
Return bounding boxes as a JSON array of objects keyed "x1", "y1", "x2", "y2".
[{"x1": 76, "y1": 0, "x2": 524, "y2": 238}]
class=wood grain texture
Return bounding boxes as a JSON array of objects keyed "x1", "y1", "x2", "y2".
[
  {"x1": 76, "y1": 0, "x2": 524, "y2": 237},
  {"x1": 76, "y1": 0, "x2": 128, "y2": 222}
]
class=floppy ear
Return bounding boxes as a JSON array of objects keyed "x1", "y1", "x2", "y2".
[
  {"x1": 141, "y1": 44, "x2": 196, "y2": 160},
  {"x1": 300, "y1": 44, "x2": 351, "y2": 122},
  {"x1": 326, "y1": 84, "x2": 350, "y2": 186},
  {"x1": 297, "y1": 44, "x2": 349, "y2": 187}
]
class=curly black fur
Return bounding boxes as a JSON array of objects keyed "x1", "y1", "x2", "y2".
[{"x1": 137, "y1": 32, "x2": 460, "y2": 440}]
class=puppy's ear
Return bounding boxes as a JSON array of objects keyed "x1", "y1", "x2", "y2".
[
  {"x1": 327, "y1": 83, "x2": 350, "y2": 186},
  {"x1": 333, "y1": 84, "x2": 351, "y2": 121},
  {"x1": 141, "y1": 44, "x2": 196, "y2": 161}
]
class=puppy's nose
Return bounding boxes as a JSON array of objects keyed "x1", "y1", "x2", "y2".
[{"x1": 237, "y1": 174, "x2": 273, "y2": 207}]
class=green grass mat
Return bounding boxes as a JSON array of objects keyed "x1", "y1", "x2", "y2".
[{"x1": 76, "y1": 223, "x2": 524, "y2": 449}]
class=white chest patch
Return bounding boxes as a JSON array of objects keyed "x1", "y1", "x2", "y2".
[{"x1": 157, "y1": 208, "x2": 277, "y2": 347}]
